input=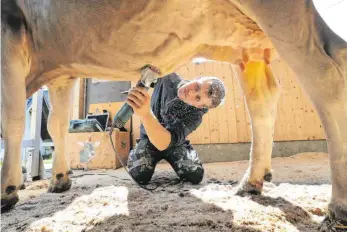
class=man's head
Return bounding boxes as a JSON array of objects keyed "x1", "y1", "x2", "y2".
[{"x1": 177, "y1": 76, "x2": 226, "y2": 109}]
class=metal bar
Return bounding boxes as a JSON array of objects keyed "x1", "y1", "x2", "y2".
[{"x1": 29, "y1": 90, "x2": 44, "y2": 177}]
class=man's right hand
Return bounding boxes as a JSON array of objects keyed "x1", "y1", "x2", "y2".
[
  {"x1": 127, "y1": 87, "x2": 171, "y2": 151},
  {"x1": 126, "y1": 87, "x2": 151, "y2": 118}
]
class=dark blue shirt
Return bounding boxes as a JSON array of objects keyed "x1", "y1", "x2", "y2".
[{"x1": 140, "y1": 73, "x2": 208, "y2": 148}]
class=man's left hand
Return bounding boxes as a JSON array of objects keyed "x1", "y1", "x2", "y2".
[{"x1": 126, "y1": 87, "x2": 151, "y2": 118}]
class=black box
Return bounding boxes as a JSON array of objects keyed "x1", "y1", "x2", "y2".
[{"x1": 68, "y1": 112, "x2": 110, "y2": 133}]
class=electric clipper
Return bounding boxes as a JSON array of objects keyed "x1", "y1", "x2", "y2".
[{"x1": 112, "y1": 65, "x2": 160, "y2": 129}]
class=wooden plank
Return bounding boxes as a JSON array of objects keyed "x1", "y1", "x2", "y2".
[
  {"x1": 287, "y1": 63, "x2": 305, "y2": 140},
  {"x1": 232, "y1": 66, "x2": 251, "y2": 142},
  {"x1": 271, "y1": 60, "x2": 325, "y2": 141},
  {"x1": 272, "y1": 60, "x2": 292, "y2": 141},
  {"x1": 271, "y1": 61, "x2": 285, "y2": 141},
  {"x1": 280, "y1": 61, "x2": 305, "y2": 141},
  {"x1": 193, "y1": 63, "x2": 211, "y2": 144},
  {"x1": 212, "y1": 62, "x2": 229, "y2": 143},
  {"x1": 205, "y1": 62, "x2": 220, "y2": 143},
  {"x1": 305, "y1": 96, "x2": 325, "y2": 140},
  {"x1": 221, "y1": 63, "x2": 238, "y2": 143},
  {"x1": 285, "y1": 63, "x2": 325, "y2": 140}
]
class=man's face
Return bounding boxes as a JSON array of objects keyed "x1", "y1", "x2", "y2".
[{"x1": 177, "y1": 77, "x2": 213, "y2": 109}]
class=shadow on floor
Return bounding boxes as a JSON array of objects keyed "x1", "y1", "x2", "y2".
[{"x1": 1, "y1": 170, "x2": 324, "y2": 232}]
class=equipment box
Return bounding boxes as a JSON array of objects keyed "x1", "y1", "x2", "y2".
[
  {"x1": 68, "y1": 112, "x2": 110, "y2": 133},
  {"x1": 67, "y1": 129, "x2": 130, "y2": 170}
]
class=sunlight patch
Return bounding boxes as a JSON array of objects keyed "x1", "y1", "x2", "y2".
[
  {"x1": 27, "y1": 186, "x2": 129, "y2": 232},
  {"x1": 190, "y1": 183, "x2": 330, "y2": 231}
]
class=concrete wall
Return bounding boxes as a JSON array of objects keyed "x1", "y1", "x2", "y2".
[{"x1": 193, "y1": 140, "x2": 328, "y2": 163}]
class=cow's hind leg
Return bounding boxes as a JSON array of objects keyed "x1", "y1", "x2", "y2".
[
  {"x1": 237, "y1": 0, "x2": 347, "y2": 228},
  {"x1": 197, "y1": 46, "x2": 280, "y2": 194},
  {"x1": 1, "y1": 1, "x2": 30, "y2": 211},
  {"x1": 234, "y1": 49, "x2": 280, "y2": 195},
  {"x1": 47, "y1": 78, "x2": 76, "y2": 193}
]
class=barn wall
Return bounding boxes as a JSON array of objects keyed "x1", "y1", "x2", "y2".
[{"x1": 132, "y1": 60, "x2": 326, "y2": 144}]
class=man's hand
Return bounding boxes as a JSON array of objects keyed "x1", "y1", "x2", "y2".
[
  {"x1": 127, "y1": 86, "x2": 171, "y2": 151},
  {"x1": 126, "y1": 87, "x2": 151, "y2": 118}
]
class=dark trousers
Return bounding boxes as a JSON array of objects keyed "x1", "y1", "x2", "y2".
[{"x1": 127, "y1": 138, "x2": 204, "y2": 185}]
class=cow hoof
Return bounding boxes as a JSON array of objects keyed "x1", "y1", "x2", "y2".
[
  {"x1": 48, "y1": 173, "x2": 72, "y2": 193},
  {"x1": 318, "y1": 213, "x2": 347, "y2": 232},
  {"x1": 264, "y1": 172, "x2": 272, "y2": 182},
  {"x1": 235, "y1": 180, "x2": 263, "y2": 196},
  {"x1": 1, "y1": 193, "x2": 19, "y2": 213}
]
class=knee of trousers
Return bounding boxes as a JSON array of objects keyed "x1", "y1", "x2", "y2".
[
  {"x1": 176, "y1": 162, "x2": 204, "y2": 185},
  {"x1": 128, "y1": 165, "x2": 154, "y2": 185}
]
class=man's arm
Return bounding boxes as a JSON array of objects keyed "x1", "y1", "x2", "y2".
[
  {"x1": 141, "y1": 111, "x2": 171, "y2": 151},
  {"x1": 126, "y1": 87, "x2": 171, "y2": 151}
]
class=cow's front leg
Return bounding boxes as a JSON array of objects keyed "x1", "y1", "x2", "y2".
[
  {"x1": 234, "y1": 49, "x2": 280, "y2": 195},
  {"x1": 1, "y1": 73, "x2": 26, "y2": 211},
  {"x1": 1, "y1": 10, "x2": 30, "y2": 211},
  {"x1": 47, "y1": 78, "x2": 76, "y2": 193}
]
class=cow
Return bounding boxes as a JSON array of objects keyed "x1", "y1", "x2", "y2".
[{"x1": 1, "y1": 0, "x2": 346, "y2": 230}]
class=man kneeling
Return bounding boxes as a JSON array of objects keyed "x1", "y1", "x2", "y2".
[{"x1": 126, "y1": 73, "x2": 226, "y2": 185}]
